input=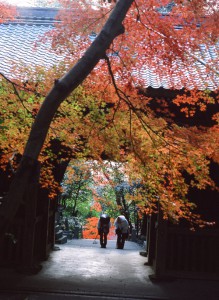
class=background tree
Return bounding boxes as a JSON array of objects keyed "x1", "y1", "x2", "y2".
[{"x1": 61, "y1": 161, "x2": 93, "y2": 218}]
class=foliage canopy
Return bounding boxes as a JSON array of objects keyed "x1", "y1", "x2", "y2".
[{"x1": 0, "y1": 0, "x2": 219, "y2": 231}]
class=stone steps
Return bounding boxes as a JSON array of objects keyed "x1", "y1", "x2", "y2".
[{"x1": 55, "y1": 221, "x2": 67, "y2": 245}]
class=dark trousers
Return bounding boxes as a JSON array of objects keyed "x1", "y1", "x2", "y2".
[
  {"x1": 116, "y1": 232, "x2": 127, "y2": 249},
  {"x1": 100, "y1": 232, "x2": 108, "y2": 247}
]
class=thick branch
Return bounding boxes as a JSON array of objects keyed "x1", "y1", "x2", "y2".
[
  {"x1": 23, "y1": 0, "x2": 133, "y2": 161},
  {"x1": 0, "y1": 0, "x2": 134, "y2": 236}
]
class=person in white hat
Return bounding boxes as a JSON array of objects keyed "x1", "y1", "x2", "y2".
[{"x1": 114, "y1": 215, "x2": 129, "y2": 249}]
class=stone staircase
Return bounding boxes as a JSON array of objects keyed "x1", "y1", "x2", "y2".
[{"x1": 55, "y1": 222, "x2": 68, "y2": 244}]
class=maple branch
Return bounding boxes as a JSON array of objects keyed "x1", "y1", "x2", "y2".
[
  {"x1": 0, "y1": 72, "x2": 65, "y2": 143},
  {"x1": 104, "y1": 55, "x2": 194, "y2": 162},
  {"x1": 134, "y1": 2, "x2": 219, "y2": 76},
  {"x1": 22, "y1": 0, "x2": 134, "y2": 161},
  {"x1": 103, "y1": 54, "x2": 168, "y2": 145},
  {"x1": 104, "y1": 54, "x2": 162, "y2": 165},
  {"x1": 185, "y1": 52, "x2": 219, "y2": 77},
  {"x1": 0, "y1": 72, "x2": 32, "y2": 114},
  {"x1": 81, "y1": 6, "x2": 114, "y2": 35},
  {"x1": 127, "y1": 108, "x2": 145, "y2": 164},
  {"x1": 104, "y1": 55, "x2": 161, "y2": 143}
]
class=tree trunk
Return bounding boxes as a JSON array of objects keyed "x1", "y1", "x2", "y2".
[
  {"x1": 0, "y1": 0, "x2": 134, "y2": 237},
  {"x1": 0, "y1": 157, "x2": 39, "y2": 235}
]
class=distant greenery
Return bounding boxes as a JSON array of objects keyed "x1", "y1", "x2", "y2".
[
  {"x1": 60, "y1": 161, "x2": 140, "y2": 228},
  {"x1": 60, "y1": 162, "x2": 93, "y2": 221}
]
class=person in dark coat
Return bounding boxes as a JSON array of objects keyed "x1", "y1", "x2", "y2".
[{"x1": 97, "y1": 213, "x2": 111, "y2": 248}]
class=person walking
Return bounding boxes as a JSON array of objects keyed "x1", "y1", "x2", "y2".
[
  {"x1": 97, "y1": 213, "x2": 111, "y2": 248},
  {"x1": 114, "y1": 215, "x2": 129, "y2": 249}
]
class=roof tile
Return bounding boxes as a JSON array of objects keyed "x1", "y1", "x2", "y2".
[{"x1": 0, "y1": 7, "x2": 218, "y2": 91}]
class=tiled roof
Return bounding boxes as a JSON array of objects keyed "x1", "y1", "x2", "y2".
[
  {"x1": 0, "y1": 7, "x2": 219, "y2": 91},
  {"x1": 132, "y1": 47, "x2": 219, "y2": 91},
  {"x1": 0, "y1": 7, "x2": 64, "y2": 77},
  {"x1": 0, "y1": 24, "x2": 63, "y2": 74}
]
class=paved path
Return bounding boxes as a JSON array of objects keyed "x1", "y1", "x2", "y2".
[{"x1": 0, "y1": 239, "x2": 219, "y2": 300}]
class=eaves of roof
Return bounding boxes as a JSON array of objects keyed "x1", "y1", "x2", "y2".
[
  {"x1": 5, "y1": 6, "x2": 60, "y2": 26},
  {"x1": 0, "y1": 7, "x2": 219, "y2": 92}
]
